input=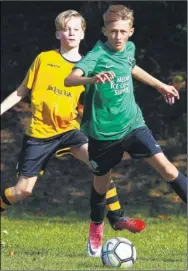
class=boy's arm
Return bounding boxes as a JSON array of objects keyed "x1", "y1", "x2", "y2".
[
  {"x1": 1, "y1": 53, "x2": 41, "y2": 116},
  {"x1": 64, "y1": 69, "x2": 92, "y2": 87},
  {"x1": 132, "y1": 65, "x2": 179, "y2": 103},
  {"x1": 1, "y1": 81, "x2": 29, "y2": 115},
  {"x1": 64, "y1": 69, "x2": 115, "y2": 87}
]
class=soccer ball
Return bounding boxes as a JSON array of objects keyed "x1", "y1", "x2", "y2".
[{"x1": 101, "y1": 237, "x2": 136, "y2": 268}]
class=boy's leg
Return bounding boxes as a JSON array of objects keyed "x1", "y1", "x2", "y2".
[
  {"x1": 144, "y1": 153, "x2": 187, "y2": 203},
  {"x1": 106, "y1": 179, "x2": 145, "y2": 232},
  {"x1": 1, "y1": 134, "x2": 59, "y2": 213},
  {"x1": 127, "y1": 127, "x2": 187, "y2": 203},
  {"x1": 71, "y1": 144, "x2": 124, "y2": 222},
  {"x1": 87, "y1": 172, "x2": 111, "y2": 257},
  {"x1": 86, "y1": 136, "x2": 120, "y2": 257},
  {"x1": 106, "y1": 179, "x2": 122, "y2": 219},
  {"x1": 0, "y1": 176, "x2": 37, "y2": 212},
  {"x1": 87, "y1": 137, "x2": 147, "y2": 257},
  {"x1": 71, "y1": 143, "x2": 145, "y2": 233}
]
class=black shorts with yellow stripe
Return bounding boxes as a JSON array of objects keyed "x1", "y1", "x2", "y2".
[{"x1": 16, "y1": 129, "x2": 88, "y2": 177}]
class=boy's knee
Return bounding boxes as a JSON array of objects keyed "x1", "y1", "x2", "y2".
[
  {"x1": 71, "y1": 143, "x2": 88, "y2": 155},
  {"x1": 94, "y1": 174, "x2": 111, "y2": 194}
]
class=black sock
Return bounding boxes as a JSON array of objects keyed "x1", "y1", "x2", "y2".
[
  {"x1": 90, "y1": 185, "x2": 106, "y2": 224},
  {"x1": 169, "y1": 171, "x2": 187, "y2": 203},
  {"x1": 106, "y1": 209, "x2": 123, "y2": 223}
]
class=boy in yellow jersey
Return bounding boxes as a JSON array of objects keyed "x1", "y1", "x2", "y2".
[{"x1": 0, "y1": 10, "x2": 145, "y2": 235}]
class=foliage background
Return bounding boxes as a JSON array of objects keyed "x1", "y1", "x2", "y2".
[{"x1": 1, "y1": 1, "x2": 187, "y2": 215}]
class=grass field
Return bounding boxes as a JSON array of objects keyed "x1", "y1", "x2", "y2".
[{"x1": 1, "y1": 203, "x2": 187, "y2": 271}]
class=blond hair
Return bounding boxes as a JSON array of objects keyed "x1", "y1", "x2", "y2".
[
  {"x1": 55, "y1": 10, "x2": 86, "y2": 31},
  {"x1": 103, "y1": 5, "x2": 134, "y2": 27}
]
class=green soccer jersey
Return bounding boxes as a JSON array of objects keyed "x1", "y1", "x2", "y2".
[{"x1": 74, "y1": 40, "x2": 146, "y2": 140}]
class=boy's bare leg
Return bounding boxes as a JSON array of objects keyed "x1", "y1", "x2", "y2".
[
  {"x1": 0, "y1": 176, "x2": 38, "y2": 211},
  {"x1": 71, "y1": 144, "x2": 145, "y2": 230},
  {"x1": 145, "y1": 153, "x2": 187, "y2": 203}
]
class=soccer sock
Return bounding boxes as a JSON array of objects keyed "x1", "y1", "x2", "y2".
[
  {"x1": 169, "y1": 171, "x2": 187, "y2": 203},
  {"x1": 90, "y1": 185, "x2": 106, "y2": 225},
  {"x1": 106, "y1": 180, "x2": 123, "y2": 222},
  {"x1": 0, "y1": 188, "x2": 16, "y2": 212}
]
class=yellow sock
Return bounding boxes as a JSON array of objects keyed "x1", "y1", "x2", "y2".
[
  {"x1": 106, "y1": 180, "x2": 121, "y2": 212},
  {"x1": 0, "y1": 188, "x2": 17, "y2": 212}
]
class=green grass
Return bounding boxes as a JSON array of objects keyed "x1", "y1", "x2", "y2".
[{"x1": 1, "y1": 206, "x2": 187, "y2": 270}]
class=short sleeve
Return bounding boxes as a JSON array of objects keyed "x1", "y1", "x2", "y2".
[
  {"x1": 23, "y1": 53, "x2": 42, "y2": 89},
  {"x1": 126, "y1": 42, "x2": 136, "y2": 69},
  {"x1": 73, "y1": 51, "x2": 98, "y2": 77},
  {"x1": 73, "y1": 42, "x2": 102, "y2": 77}
]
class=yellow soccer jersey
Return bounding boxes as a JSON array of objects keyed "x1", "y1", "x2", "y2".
[{"x1": 24, "y1": 49, "x2": 84, "y2": 138}]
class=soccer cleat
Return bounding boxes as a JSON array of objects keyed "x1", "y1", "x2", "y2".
[
  {"x1": 109, "y1": 216, "x2": 146, "y2": 233},
  {"x1": 87, "y1": 221, "x2": 104, "y2": 257}
]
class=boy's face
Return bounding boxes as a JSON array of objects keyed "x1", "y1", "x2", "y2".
[
  {"x1": 103, "y1": 20, "x2": 134, "y2": 51},
  {"x1": 56, "y1": 17, "x2": 84, "y2": 49}
]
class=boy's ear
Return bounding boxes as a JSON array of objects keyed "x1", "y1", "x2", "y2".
[
  {"x1": 102, "y1": 26, "x2": 107, "y2": 36},
  {"x1": 55, "y1": 31, "x2": 61, "y2": 40},
  {"x1": 129, "y1": 27, "x2": 135, "y2": 37},
  {"x1": 80, "y1": 31, "x2": 85, "y2": 40}
]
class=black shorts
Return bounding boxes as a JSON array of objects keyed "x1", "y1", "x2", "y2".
[
  {"x1": 88, "y1": 126, "x2": 162, "y2": 176},
  {"x1": 16, "y1": 130, "x2": 88, "y2": 177}
]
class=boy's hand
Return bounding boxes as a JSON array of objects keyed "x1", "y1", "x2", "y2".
[
  {"x1": 157, "y1": 83, "x2": 180, "y2": 104},
  {"x1": 90, "y1": 71, "x2": 115, "y2": 84},
  {"x1": 163, "y1": 94, "x2": 175, "y2": 105}
]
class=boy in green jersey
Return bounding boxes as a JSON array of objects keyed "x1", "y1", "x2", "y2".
[{"x1": 65, "y1": 5, "x2": 187, "y2": 257}]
